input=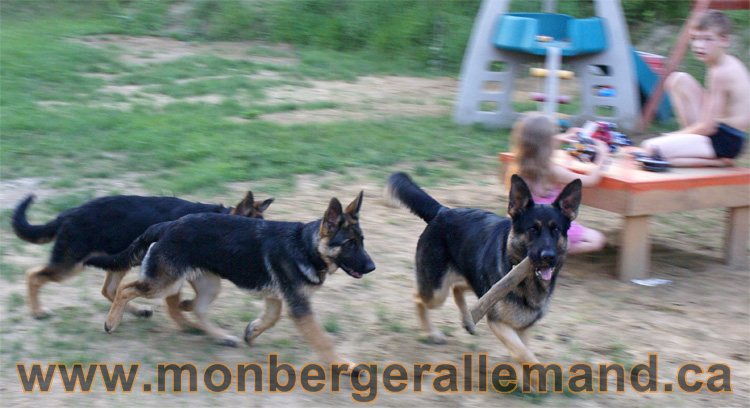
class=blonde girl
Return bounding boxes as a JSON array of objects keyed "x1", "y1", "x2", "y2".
[{"x1": 507, "y1": 113, "x2": 608, "y2": 254}]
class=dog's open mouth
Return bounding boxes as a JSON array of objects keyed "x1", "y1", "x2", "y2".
[
  {"x1": 535, "y1": 266, "x2": 555, "y2": 281},
  {"x1": 340, "y1": 264, "x2": 363, "y2": 279}
]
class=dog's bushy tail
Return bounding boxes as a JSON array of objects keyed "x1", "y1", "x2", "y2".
[
  {"x1": 386, "y1": 172, "x2": 445, "y2": 223},
  {"x1": 12, "y1": 195, "x2": 61, "y2": 244},
  {"x1": 85, "y1": 221, "x2": 171, "y2": 271}
]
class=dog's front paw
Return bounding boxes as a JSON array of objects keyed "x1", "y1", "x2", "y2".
[
  {"x1": 244, "y1": 320, "x2": 262, "y2": 345},
  {"x1": 463, "y1": 319, "x2": 477, "y2": 335},
  {"x1": 104, "y1": 316, "x2": 120, "y2": 333},
  {"x1": 179, "y1": 299, "x2": 194, "y2": 312},
  {"x1": 31, "y1": 308, "x2": 52, "y2": 320},
  {"x1": 428, "y1": 330, "x2": 447, "y2": 344},
  {"x1": 217, "y1": 335, "x2": 240, "y2": 348}
]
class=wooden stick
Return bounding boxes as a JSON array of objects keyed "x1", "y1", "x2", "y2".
[{"x1": 470, "y1": 257, "x2": 532, "y2": 324}]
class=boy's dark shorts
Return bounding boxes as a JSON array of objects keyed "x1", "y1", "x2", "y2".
[{"x1": 711, "y1": 123, "x2": 747, "y2": 159}]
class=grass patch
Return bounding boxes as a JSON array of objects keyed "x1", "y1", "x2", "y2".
[
  {"x1": 44, "y1": 191, "x2": 97, "y2": 213},
  {"x1": 6, "y1": 292, "x2": 25, "y2": 312},
  {"x1": 0, "y1": 259, "x2": 25, "y2": 283},
  {"x1": 376, "y1": 305, "x2": 405, "y2": 333},
  {"x1": 323, "y1": 316, "x2": 341, "y2": 334}
]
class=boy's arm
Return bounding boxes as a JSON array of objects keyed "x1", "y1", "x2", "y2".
[{"x1": 672, "y1": 69, "x2": 727, "y2": 136}]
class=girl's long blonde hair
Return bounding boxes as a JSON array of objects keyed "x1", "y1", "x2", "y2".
[{"x1": 507, "y1": 112, "x2": 557, "y2": 197}]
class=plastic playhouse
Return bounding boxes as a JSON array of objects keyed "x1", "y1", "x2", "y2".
[{"x1": 453, "y1": 0, "x2": 670, "y2": 131}]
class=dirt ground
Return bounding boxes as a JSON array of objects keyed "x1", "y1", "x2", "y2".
[{"x1": 1, "y1": 36, "x2": 749, "y2": 407}]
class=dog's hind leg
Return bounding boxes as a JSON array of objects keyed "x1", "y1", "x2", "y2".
[
  {"x1": 27, "y1": 262, "x2": 83, "y2": 319},
  {"x1": 105, "y1": 275, "x2": 182, "y2": 333},
  {"x1": 177, "y1": 281, "x2": 199, "y2": 312},
  {"x1": 165, "y1": 293, "x2": 201, "y2": 332},
  {"x1": 453, "y1": 285, "x2": 476, "y2": 335},
  {"x1": 105, "y1": 281, "x2": 149, "y2": 333},
  {"x1": 189, "y1": 273, "x2": 240, "y2": 347},
  {"x1": 415, "y1": 285, "x2": 450, "y2": 344},
  {"x1": 414, "y1": 237, "x2": 453, "y2": 344},
  {"x1": 101, "y1": 270, "x2": 153, "y2": 318},
  {"x1": 244, "y1": 296, "x2": 282, "y2": 345}
]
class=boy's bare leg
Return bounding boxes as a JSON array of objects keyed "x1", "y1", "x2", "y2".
[
  {"x1": 641, "y1": 133, "x2": 716, "y2": 161},
  {"x1": 668, "y1": 157, "x2": 731, "y2": 167},
  {"x1": 665, "y1": 72, "x2": 704, "y2": 128}
]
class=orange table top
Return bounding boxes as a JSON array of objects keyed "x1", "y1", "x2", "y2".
[{"x1": 499, "y1": 152, "x2": 750, "y2": 193}]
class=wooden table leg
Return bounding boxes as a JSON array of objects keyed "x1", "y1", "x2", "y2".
[
  {"x1": 619, "y1": 215, "x2": 651, "y2": 281},
  {"x1": 724, "y1": 206, "x2": 749, "y2": 269}
]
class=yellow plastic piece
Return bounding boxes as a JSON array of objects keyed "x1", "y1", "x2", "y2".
[{"x1": 529, "y1": 67, "x2": 574, "y2": 79}]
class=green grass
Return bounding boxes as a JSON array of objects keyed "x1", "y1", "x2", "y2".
[
  {"x1": 0, "y1": 258, "x2": 25, "y2": 283},
  {"x1": 0, "y1": 14, "x2": 508, "y2": 195},
  {"x1": 6, "y1": 293, "x2": 25, "y2": 312},
  {"x1": 375, "y1": 305, "x2": 406, "y2": 333},
  {"x1": 323, "y1": 316, "x2": 341, "y2": 334},
  {"x1": 44, "y1": 192, "x2": 98, "y2": 213}
]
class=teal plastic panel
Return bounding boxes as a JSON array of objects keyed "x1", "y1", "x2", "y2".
[{"x1": 494, "y1": 13, "x2": 606, "y2": 56}]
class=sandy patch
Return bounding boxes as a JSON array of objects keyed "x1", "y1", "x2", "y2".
[{"x1": 74, "y1": 35, "x2": 297, "y2": 66}]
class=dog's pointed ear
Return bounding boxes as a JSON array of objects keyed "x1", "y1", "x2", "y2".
[
  {"x1": 255, "y1": 198, "x2": 274, "y2": 213},
  {"x1": 345, "y1": 191, "x2": 364, "y2": 218},
  {"x1": 231, "y1": 191, "x2": 256, "y2": 217},
  {"x1": 508, "y1": 174, "x2": 534, "y2": 219},
  {"x1": 321, "y1": 197, "x2": 343, "y2": 236},
  {"x1": 553, "y1": 179, "x2": 582, "y2": 221}
]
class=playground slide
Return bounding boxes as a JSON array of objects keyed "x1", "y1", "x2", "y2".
[{"x1": 631, "y1": 48, "x2": 673, "y2": 123}]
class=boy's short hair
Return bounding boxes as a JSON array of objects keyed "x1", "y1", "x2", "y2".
[{"x1": 694, "y1": 9, "x2": 732, "y2": 36}]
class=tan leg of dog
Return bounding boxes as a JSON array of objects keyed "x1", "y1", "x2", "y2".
[
  {"x1": 165, "y1": 293, "x2": 201, "y2": 331},
  {"x1": 189, "y1": 273, "x2": 240, "y2": 347},
  {"x1": 105, "y1": 276, "x2": 182, "y2": 333},
  {"x1": 105, "y1": 281, "x2": 145, "y2": 333},
  {"x1": 452, "y1": 285, "x2": 476, "y2": 335},
  {"x1": 487, "y1": 320, "x2": 539, "y2": 363},
  {"x1": 487, "y1": 320, "x2": 540, "y2": 391},
  {"x1": 101, "y1": 270, "x2": 153, "y2": 317},
  {"x1": 415, "y1": 285, "x2": 450, "y2": 344},
  {"x1": 27, "y1": 263, "x2": 83, "y2": 319},
  {"x1": 244, "y1": 296, "x2": 282, "y2": 345},
  {"x1": 291, "y1": 313, "x2": 339, "y2": 364},
  {"x1": 178, "y1": 281, "x2": 198, "y2": 312}
]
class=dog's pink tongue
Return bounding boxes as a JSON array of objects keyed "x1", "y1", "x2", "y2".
[{"x1": 540, "y1": 268, "x2": 553, "y2": 281}]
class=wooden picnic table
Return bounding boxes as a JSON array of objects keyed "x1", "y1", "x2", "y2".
[{"x1": 499, "y1": 151, "x2": 750, "y2": 281}]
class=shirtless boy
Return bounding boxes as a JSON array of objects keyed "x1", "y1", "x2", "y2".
[{"x1": 641, "y1": 10, "x2": 750, "y2": 167}]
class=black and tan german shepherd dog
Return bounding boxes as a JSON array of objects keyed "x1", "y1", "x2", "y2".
[
  {"x1": 387, "y1": 172, "x2": 581, "y2": 366},
  {"x1": 12, "y1": 192, "x2": 273, "y2": 319},
  {"x1": 85, "y1": 192, "x2": 375, "y2": 364}
]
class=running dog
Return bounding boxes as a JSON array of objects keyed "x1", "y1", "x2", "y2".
[
  {"x1": 86, "y1": 192, "x2": 375, "y2": 365},
  {"x1": 12, "y1": 192, "x2": 273, "y2": 318},
  {"x1": 387, "y1": 172, "x2": 581, "y2": 365}
]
